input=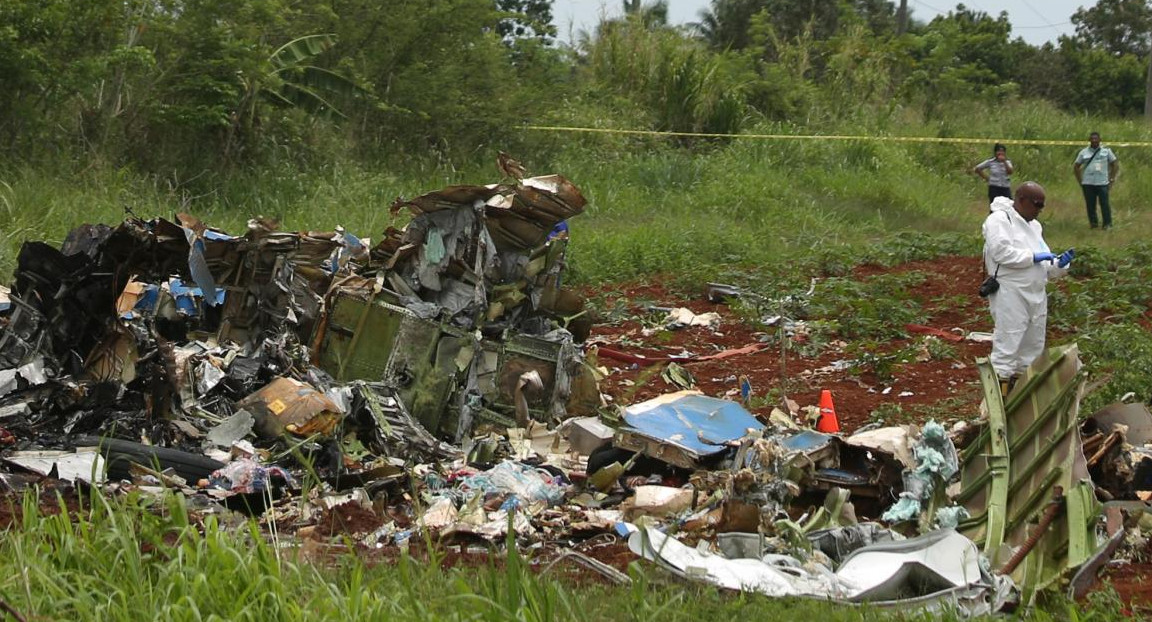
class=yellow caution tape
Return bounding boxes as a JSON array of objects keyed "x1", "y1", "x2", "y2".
[{"x1": 523, "y1": 125, "x2": 1152, "y2": 148}]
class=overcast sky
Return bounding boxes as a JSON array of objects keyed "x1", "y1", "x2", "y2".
[{"x1": 551, "y1": 0, "x2": 1094, "y2": 46}]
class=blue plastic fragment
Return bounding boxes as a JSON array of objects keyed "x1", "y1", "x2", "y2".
[
  {"x1": 778, "y1": 430, "x2": 835, "y2": 454},
  {"x1": 342, "y1": 229, "x2": 363, "y2": 250},
  {"x1": 180, "y1": 227, "x2": 220, "y2": 307},
  {"x1": 326, "y1": 229, "x2": 366, "y2": 274},
  {"x1": 118, "y1": 284, "x2": 160, "y2": 319},
  {"x1": 203, "y1": 230, "x2": 235, "y2": 241},
  {"x1": 739, "y1": 375, "x2": 752, "y2": 403},
  {"x1": 187, "y1": 237, "x2": 219, "y2": 306},
  {"x1": 547, "y1": 220, "x2": 569, "y2": 240},
  {"x1": 169, "y1": 277, "x2": 226, "y2": 317},
  {"x1": 621, "y1": 393, "x2": 764, "y2": 459}
]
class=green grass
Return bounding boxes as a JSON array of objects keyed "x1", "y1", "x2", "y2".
[
  {"x1": 536, "y1": 99, "x2": 1152, "y2": 281},
  {"x1": 0, "y1": 489, "x2": 1048, "y2": 621},
  {"x1": 6, "y1": 100, "x2": 1152, "y2": 282}
]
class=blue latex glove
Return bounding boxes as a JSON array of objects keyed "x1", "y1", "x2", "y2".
[
  {"x1": 1033, "y1": 252, "x2": 1056, "y2": 264},
  {"x1": 1058, "y1": 249, "x2": 1075, "y2": 268}
]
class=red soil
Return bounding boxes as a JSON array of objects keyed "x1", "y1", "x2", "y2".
[{"x1": 583, "y1": 256, "x2": 992, "y2": 433}]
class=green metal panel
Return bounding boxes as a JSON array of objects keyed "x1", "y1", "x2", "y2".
[
  {"x1": 957, "y1": 344, "x2": 1101, "y2": 601},
  {"x1": 315, "y1": 292, "x2": 463, "y2": 435},
  {"x1": 314, "y1": 289, "x2": 598, "y2": 438},
  {"x1": 386, "y1": 317, "x2": 460, "y2": 435},
  {"x1": 317, "y1": 291, "x2": 406, "y2": 381},
  {"x1": 1066, "y1": 481, "x2": 1100, "y2": 567},
  {"x1": 977, "y1": 357, "x2": 1010, "y2": 554}
]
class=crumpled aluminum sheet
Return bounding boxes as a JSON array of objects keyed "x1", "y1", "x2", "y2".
[{"x1": 629, "y1": 526, "x2": 1016, "y2": 615}]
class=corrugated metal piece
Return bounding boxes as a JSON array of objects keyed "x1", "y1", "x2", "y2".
[
  {"x1": 390, "y1": 175, "x2": 585, "y2": 253},
  {"x1": 956, "y1": 344, "x2": 1100, "y2": 600}
]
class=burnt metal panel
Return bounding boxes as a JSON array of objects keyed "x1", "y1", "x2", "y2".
[{"x1": 313, "y1": 287, "x2": 598, "y2": 439}]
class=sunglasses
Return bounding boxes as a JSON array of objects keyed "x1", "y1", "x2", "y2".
[{"x1": 1030, "y1": 198, "x2": 1045, "y2": 209}]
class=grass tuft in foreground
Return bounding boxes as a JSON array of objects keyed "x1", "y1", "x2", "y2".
[{"x1": 0, "y1": 487, "x2": 1077, "y2": 621}]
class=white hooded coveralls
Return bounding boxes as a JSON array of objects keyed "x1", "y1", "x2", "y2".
[{"x1": 982, "y1": 196, "x2": 1067, "y2": 380}]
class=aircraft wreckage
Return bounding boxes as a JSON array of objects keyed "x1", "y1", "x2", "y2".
[{"x1": 2, "y1": 163, "x2": 1149, "y2": 614}]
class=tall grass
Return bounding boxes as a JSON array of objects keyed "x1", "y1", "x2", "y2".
[
  {"x1": 535, "y1": 98, "x2": 1152, "y2": 282},
  {"x1": 4, "y1": 99, "x2": 1152, "y2": 283},
  {"x1": 0, "y1": 488, "x2": 984, "y2": 621}
]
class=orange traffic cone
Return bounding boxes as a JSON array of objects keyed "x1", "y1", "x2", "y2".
[{"x1": 816, "y1": 390, "x2": 841, "y2": 433}]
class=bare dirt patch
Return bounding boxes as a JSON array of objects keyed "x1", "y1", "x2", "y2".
[
  {"x1": 0, "y1": 479, "x2": 87, "y2": 529},
  {"x1": 584, "y1": 255, "x2": 991, "y2": 433},
  {"x1": 313, "y1": 501, "x2": 386, "y2": 537},
  {"x1": 1099, "y1": 561, "x2": 1152, "y2": 616}
]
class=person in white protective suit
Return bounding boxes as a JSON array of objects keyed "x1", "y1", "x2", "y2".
[{"x1": 982, "y1": 181, "x2": 1074, "y2": 396}]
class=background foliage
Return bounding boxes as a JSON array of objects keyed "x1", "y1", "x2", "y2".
[{"x1": 4, "y1": 0, "x2": 1152, "y2": 172}]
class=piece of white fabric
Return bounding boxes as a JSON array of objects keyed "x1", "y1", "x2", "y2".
[{"x1": 982, "y1": 198, "x2": 1067, "y2": 379}]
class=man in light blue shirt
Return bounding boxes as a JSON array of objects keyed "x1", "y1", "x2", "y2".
[{"x1": 1073, "y1": 131, "x2": 1119, "y2": 229}]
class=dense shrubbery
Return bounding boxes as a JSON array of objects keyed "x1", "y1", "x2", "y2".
[{"x1": 2, "y1": 0, "x2": 1151, "y2": 176}]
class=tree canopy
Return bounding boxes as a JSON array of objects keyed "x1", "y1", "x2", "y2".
[{"x1": 1, "y1": 0, "x2": 1151, "y2": 173}]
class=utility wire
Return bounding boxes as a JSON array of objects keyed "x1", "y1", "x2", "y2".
[
  {"x1": 910, "y1": 0, "x2": 1070, "y2": 33},
  {"x1": 909, "y1": 0, "x2": 947, "y2": 14},
  {"x1": 1015, "y1": 21, "x2": 1071, "y2": 30},
  {"x1": 523, "y1": 125, "x2": 1152, "y2": 148},
  {"x1": 1017, "y1": 0, "x2": 1061, "y2": 31}
]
